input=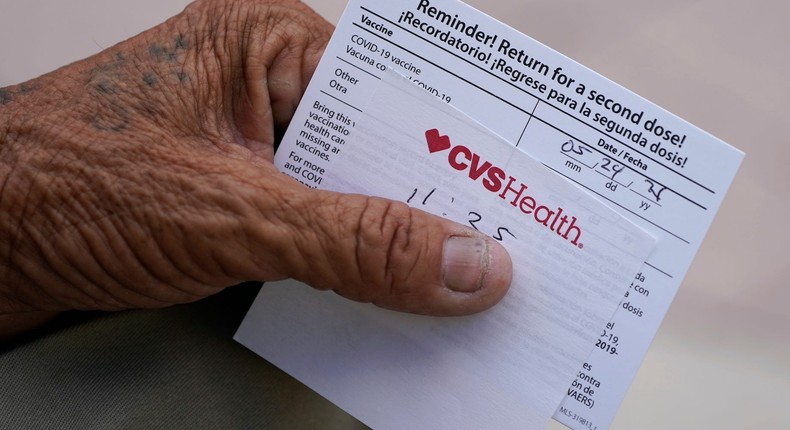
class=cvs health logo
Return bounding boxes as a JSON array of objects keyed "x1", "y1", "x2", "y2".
[{"x1": 425, "y1": 129, "x2": 584, "y2": 249}]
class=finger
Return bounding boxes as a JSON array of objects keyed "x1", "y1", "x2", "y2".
[
  {"x1": 263, "y1": 5, "x2": 333, "y2": 133},
  {"x1": 234, "y1": 2, "x2": 333, "y2": 158},
  {"x1": 243, "y1": 175, "x2": 513, "y2": 316}
]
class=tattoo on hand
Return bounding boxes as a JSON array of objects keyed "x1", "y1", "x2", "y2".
[
  {"x1": 89, "y1": 103, "x2": 131, "y2": 133},
  {"x1": 0, "y1": 89, "x2": 12, "y2": 105},
  {"x1": 0, "y1": 83, "x2": 41, "y2": 106},
  {"x1": 143, "y1": 74, "x2": 158, "y2": 87}
]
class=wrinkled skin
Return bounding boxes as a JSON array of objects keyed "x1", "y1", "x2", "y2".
[{"x1": 0, "y1": 0, "x2": 512, "y2": 339}]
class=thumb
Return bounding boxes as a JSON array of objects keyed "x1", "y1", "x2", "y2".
[{"x1": 268, "y1": 186, "x2": 513, "y2": 316}]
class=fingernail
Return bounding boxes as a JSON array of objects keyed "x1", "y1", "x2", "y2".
[{"x1": 442, "y1": 236, "x2": 497, "y2": 293}]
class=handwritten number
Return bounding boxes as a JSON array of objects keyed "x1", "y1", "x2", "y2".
[
  {"x1": 611, "y1": 164, "x2": 624, "y2": 181},
  {"x1": 600, "y1": 158, "x2": 625, "y2": 181},
  {"x1": 493, "y1": 227, "x2": 516, "y2": 242},
  {"x1": 407, "y1": 188, "x2": 436, "y2": 205},
  {"x1": 469, "y1": 212, "x2": 515, "y2": 242},
  {"x1": 644, "y1": 179, "x2": 668, "y2": 202},
  {"x1": 423, "y1": 188, "x2": 436, "y2": 205},
  {"x1": 410, "y1": 198, "x2": 517, "y2": 240},
  {"x1": 561, "y1": 140, "x2": 590, "y2": 156},
  {"x1": 468, "y1": 211, "x2": 482, "y2": 231},
  {"x1": 406, "y1": 188, "x2": 418, "y2": 204}
]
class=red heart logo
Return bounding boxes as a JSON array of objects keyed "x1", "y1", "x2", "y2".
[{"x1": 425, "y1": 129, "x2": 452, "y2": 153}]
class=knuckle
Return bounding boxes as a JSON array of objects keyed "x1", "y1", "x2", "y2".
[{"x1": 348, "y1": 196, "x2": 423, "y2": 300}]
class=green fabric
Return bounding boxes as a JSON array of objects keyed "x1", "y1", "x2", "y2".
[{"x1": 0, "y1": 283, "x2": 369, "y2": 429}]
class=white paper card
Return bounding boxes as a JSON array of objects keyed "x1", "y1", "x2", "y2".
[
  {"x1": 235, "y1": 70, "x2": 656, "y2": 430},
  {"x1": 238, "y1": 0, "x2": 743, "y2": 428}
]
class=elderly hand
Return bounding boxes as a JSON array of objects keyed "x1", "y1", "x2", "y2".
[{"x1": 0, "y1": 0, "x2": 512, "y2": 338}]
